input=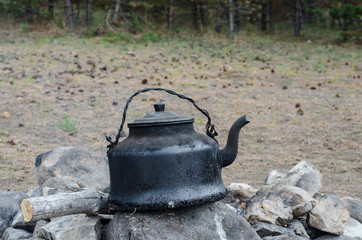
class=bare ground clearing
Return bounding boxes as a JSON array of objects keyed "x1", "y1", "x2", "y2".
[{"x1": 0, "y1": 30, "x2": 361, "y2": 198}]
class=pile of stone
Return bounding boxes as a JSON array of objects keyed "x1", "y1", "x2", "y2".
[
  {"x1": 0, "y1": 146, "x2": 361, "y2": 240},
  {"x1": 226, "y1": 161, "x2": 362, "y2": 240}
]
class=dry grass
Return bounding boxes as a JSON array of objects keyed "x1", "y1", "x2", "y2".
[{"x1": 0, "y1": 28, "x2": 361, "y2": 198}]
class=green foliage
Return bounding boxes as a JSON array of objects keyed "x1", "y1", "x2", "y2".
[
  {"x1": 0, "y1": 0, "x2": 50, "y2": 19},
  {"x1": 0, "y1": 1, "x2": 4, "y2": 13},
  {"x1": 86, "y1": 26, "x2": 106, "y2": 37},
  {"x1": 174, "y1": 27, "x2": 182, "y2": 34},
  {"x1": 105, "y1": 32, "x2": 135, "y2": 43},
  {"x1": 329, "y1": 2, "x2": 360, "y2": 27},
  {"x1": 132, "y1": 17, "x2": 143, "y2": 33},
  {"x1": 245, "y1": 23, "x2": 258, "y2": 32},
  {"x1": 19, "y1": 23, "x2": 29, "y2": 32},
  {"x1": 140, "y1": 31, "x2": 161, "y2": 43},
  {"x1": 0, "y1": 0, "x2": 23, "y2": 17},
  {"x1": 57, "y1": 114, "x2": 77, "y2": 133},
  {"x1": 0, "y1": 0, "x2": 361, "y2": 41},
  {"x1": 330, "y1": 5, "x2": 343, "y2": 19},
  {"x1": 103, "y1": 31, "x2": 162, "y2": 44},
  {"x1": 338, "y1": 30, "x2": 362, "y2": 42},
  {"x1": 342, "y1": 3, "x2": 357, "y2": 20},
  {"x1": 313, "y1": 9, "x2": 326, "y2": 24}
]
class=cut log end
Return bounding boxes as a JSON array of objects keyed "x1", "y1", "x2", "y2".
[
  {"x1": 21, "y1": 199, "x2": 34, "y2": 222},
  {"x1": 19, "y1": 190, "x2": 109, "y2": 222}
]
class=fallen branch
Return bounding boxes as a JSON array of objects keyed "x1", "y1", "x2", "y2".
[
  {"x1": 21, "y1": 189, "x2": 109, "y2": 222},
  {"x1": 106, "y1": 10, "x2": 117, "y2": 33}
]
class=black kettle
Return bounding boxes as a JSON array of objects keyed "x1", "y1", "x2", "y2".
[{"x1": 106, "y1": 88, "x2": 249, "y2": 211}]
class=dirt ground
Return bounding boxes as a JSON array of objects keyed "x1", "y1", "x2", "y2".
[{"x1": 0, "y1": 29, "x2": 361, "y2": 198}]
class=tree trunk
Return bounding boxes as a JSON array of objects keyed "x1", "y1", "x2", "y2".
[
  {"x1": 305, "y1": 0, "x2": 315, "y2": 23},
  {"x1": 261, "y1": 0, "x2": 267, "y2": 31},
  {"x1": 48, "y1": 0, "x2": 54, "y2": 18},
  {"x1": 337, "y1": 18, "x2": 342, "y2": 30},
  {"x1": 131, "y1": 0, "x2": 137, "y2": 30},
  {"x1": 64, "y1": 0, "x2": 74, "y2": 28},
  {"x1": 113, "y1": 0, "x2": 121, "y2": 24},
  {"x1": 85, "y1": 0, "x2": 93, "y2": 28},
  {"x1": 26, "y1": 0, "x2": 33, "y2": 23},
  {"x1": 21, "y1": 190, "x2": 108, "y2": 222},
  {"x1": 295, "y1": 0, "x2": 302, "y2": 37},
  {"x1": 200, "y1": 3, "x2": 206, "y2": 26},
  {"x1": 249, "y1": 0, "x2": 255, "y2": 24},
  {"x1": 193, "y1": 2, "x2": 203, "y2": 32},
  {"x1": 229, "y1": 0, "x2": 234, "y2": 39},
  {"x1": 198, "y1": 3, "x2": 204, "y2": 32},
  {"x1": 193, "y1": 2, "x2": 198, "y2": 29},
  {"x1": 168, "y1": 0, "x2": 173, "y2": 29},
  {"x1": 269, "y1": 0, "x2": 274, "y2": 34},
  {"x1": 234, "y1": 0, "x2": 241, "y2": 32},
  {"x1": 76, "y1": 0, "x2": 80, "y2": 19},
  {"x1": 300, "y1": 0, "x2": 304, "y2": 30},
  {"x1": 216, "y1": 0, "x2": 222, "y2": 33},
  {"x1": 343, "y1": 20, "x2": 348, "y2": 31}
]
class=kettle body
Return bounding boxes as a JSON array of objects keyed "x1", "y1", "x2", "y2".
[{"x1": 108, "y1": 122, "x2": 226, "y2": 211}]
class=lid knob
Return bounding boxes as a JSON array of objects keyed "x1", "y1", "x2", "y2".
[{"x1": 154, "y1": 102, "x2": 165, "y2": 112}]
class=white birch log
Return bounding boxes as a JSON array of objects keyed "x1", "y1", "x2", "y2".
[
  {"x1": 21, "y1": 189, "x2": 109, "y2": 222},
  {"x1": 229, "y1": 0, "x2": 234, "y2": 39}
]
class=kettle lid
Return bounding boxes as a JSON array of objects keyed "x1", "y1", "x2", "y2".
[{"x1": 128, "y1": 102, "x2": 194, "y2": 128}]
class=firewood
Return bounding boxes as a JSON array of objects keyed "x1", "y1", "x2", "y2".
[{"x1": 21, "y1": 189, "x2": 108, "y2": 222}]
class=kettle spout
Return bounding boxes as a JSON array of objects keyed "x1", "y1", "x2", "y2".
[{"x1": 220, "y1": 115, "x2": 249, "y2": 168}]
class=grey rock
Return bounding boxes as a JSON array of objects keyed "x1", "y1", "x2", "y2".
[
  {"x1": 246, "y1": 162, "x2": 320, "y2": 226},
  {"x1": 40, "y1": 214, "x2": 101, "y2": 240},
  {"x1": 273, "y1": 185, "x2": 316, "y2": 207},
  {"x1": 244, "y1": 195, "x2": 293, "y2": 227},
  {"x1": 26, "y1": 188, "x2": 42, "y2": 198},
  {"x1": 342, "y1": 218, "x2": 362, "y2": 240},
  {"x1": 292, "y1": 202, "x2": 313, "y2": 217},
  {"x1": 313, "y1": 192, "x2": 324, "y2": 202},
  {"x1": 263, "y1": 235, "x2": 307, "y2": 240},
  {"x1": 314, "y1": 235, "x2": 356, "y2": 240},
  {"x1": 0, "y1": 191, "x2": 26, "y2": 238},
  {"x1": 309, "y1": 193, "x2": 350, "y2": 235},
  {"x1": 265, "y1": 170, "x2": 285, "y2": 185},
  {"x1": 41, "y1": 177, "x2": 81, "y2": 196},
  {"x1": 253, "y1": 222, "x2": 295, "y2": 238},
  {"x1": 227, "y1": 183, "x2": 258, "y2": 200},
  {"x1": 245, "y1": 185, "x2": 314, "y2": 220},
  {"x1": 1, "y1": 227, "x2": 31, "y2": 240},
  {"x1": 32, "y1": 220, "x2": 48, "y2": 238},
  {"x1": 11, "y1": 210, "x2": 35, "y2": 232},
  {"x1": 288, "y1": 220, "x2": 309, "y2": 239},
  {"x1": 251, "y1": 185, "x2": 276, "y2": 202},
  {"x1": 297, "y1": 216, "x2": 326, "y2": 239},
  {"x1": 35, "y1": 146, "x2": 109, "y2": 191},
  {"x1": 105, "y1": 201, "x2": 261, "y2": 240},
  {"x1": 280, "y1": 161, "x2": 322, "y2": 196},
  {"x1": 342, "y1": 197, "x2": 362, "y2": 223},
  {"x1": 41, "y1": 187, "x2": 55, "y2": 197}
]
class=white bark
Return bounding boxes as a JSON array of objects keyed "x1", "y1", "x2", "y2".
[
  {"x1": 113, "y1": 0, "x2": 121, "y2": 24},
  {"x1": 21, "y1": 189, "x2": 108, "y2": 222},
  {"x1": 229, "y1": 0, "x2": 234, "y2": 39}
]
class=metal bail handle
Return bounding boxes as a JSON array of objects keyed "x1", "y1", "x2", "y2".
[{"x1": 106, "y1": 88, "x2": 219, "y2": 149}]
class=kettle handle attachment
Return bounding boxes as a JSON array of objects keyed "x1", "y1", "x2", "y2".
[{"x1": 106, "y1": 88, "x2": 218, "y2": 149}]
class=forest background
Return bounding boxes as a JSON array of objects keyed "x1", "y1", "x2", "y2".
[{"x1": 0, "y1": 0, "x2": 361, "y2": 39}]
